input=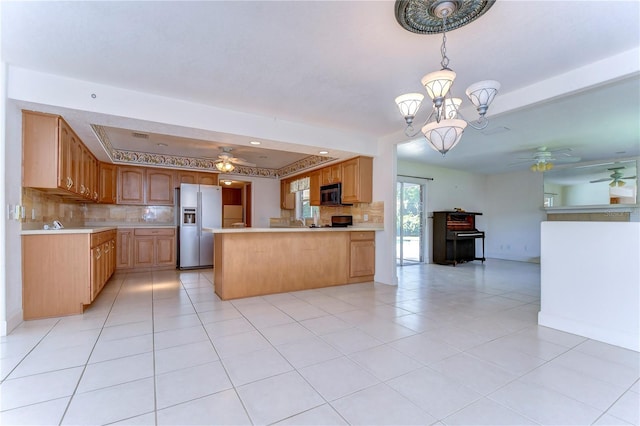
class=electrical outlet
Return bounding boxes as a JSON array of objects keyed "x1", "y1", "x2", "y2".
[{"x1": 363, "y1": 214, "x2": 368, "y2": 221}]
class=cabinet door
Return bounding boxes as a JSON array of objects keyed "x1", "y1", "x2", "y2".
[
  {"x1": 280, "y1": 179, "x2": 291, "y2": 209},
  {"x1": 116, "y1": 230, "x2": 134, "y2": 269},
  {"x1": 330, "y1": 164, "x2": 341, "y2": 183},
  {"x1": 99, "y1": 163, "x2": 117, "y2": 204},
  {"x1": 134, "y1": 237, "x2": 155, "y2": 267},
  {"x1": 58, "y1": 120, "x2": 74, "y2": 191},
  {"x1": 90, "y1": 245, "x2": 102, "y2": 302},
  {"x1": 69, "y1": 131, "x2": 82, "y2": 196},
  {"x1": 146, "y1": 169, "x2": 175, "y2": 205},
  {"x1": 177, "y1": 171, "x2": 198, "y2": 185},
  {"x1": 198, "y1": 173, "x2": 218, "y2": 186},
  {"x1": 309, "y1": 170, "x2": 321, "y2": 206},
  {"x1": 321, "y1": 168, "x2": 332, "y2": 186},
  {"x1": 155, "y1": 236, "x2": 176, "y2": 266},
  {"x1": 350, "y1": 240, "x2": 375, "y2": 278},
  {"x1": 341, "y1": 157, "x2": 373, "y2": 204},
  {"x1": 117, "y1": 167, "x2": 145, "y2": 204}
]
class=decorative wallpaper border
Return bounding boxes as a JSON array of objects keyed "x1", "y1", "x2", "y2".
[{"x1": 91, "y1": 124, "x2": 335, "y2": 178}]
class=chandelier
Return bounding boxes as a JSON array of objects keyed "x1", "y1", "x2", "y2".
[
  {"x1": 394, "y1": 0, "x2": 499, "y2": 156},
  {"x1": 215, "y1": 161, "x2": 235, "y2": 172}
]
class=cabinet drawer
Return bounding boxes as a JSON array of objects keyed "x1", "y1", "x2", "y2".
[
  {"x1": 134, "y1": 228, "x2": 175, "y2": 236},
  {"x1": 350, "y1": 231, "x2": 374, "y2": 241},
  {"x1": 91, "y1": 230, "x2": 116, "y2": 247}
]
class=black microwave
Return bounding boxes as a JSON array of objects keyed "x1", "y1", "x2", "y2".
[{"x1": 320, "y1": 183, "x2": 351, "y2": 206}]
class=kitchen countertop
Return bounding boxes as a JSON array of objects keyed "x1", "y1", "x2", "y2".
[
  {"x1": 204, "y1": 226, "x2": 383, "y2": 234},
  {"x1": 21, "y1": 224, "x2": 176, "y2": 235},
  {"x1": 21, "y1": 226, "x2": 118, "y2": 235}
]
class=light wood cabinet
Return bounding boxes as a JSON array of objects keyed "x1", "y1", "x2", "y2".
[
  {"x1": 116, "y1": 229, "x2": 134, "y2": 269},
  {"x1": 22, "y1": 110, "x2": 98, "y2": 202},
  {"x1": 349, "y1": 231, "x2": 375, "y2": 280},
  {"x1": 117, "y1": 166, "x2": 145, "y2": 204},
  {"x1": 133, "y1": 228, "x2": 176, "y2": 269},
  {"x1": 22, "y1": 229, "x2": 116, "y2": 320},
  {"x1": 177, "y1": 171, "x2": 218, "y2": 186},
  {"x1": 198, "y1": 173, "x2": 218, "y2": 185},
  {"x1": 117, "y1": 166, "x2": 178, "y2": 205},
  {"x1": 341, "y1": 156, "x2": 373, "y2": 204},
  {"x1": 99, "y1": 163, "x2": 118, "y2": 203},
  {"x1": 280, "y1": 179, "x2": 295, "y2": 210},
  {"x1": 146, "y1": 169, "x2": 175, "y2": 205},
  {"x1": 309, "y1": 170, "x2": 321, "y2": 206},
  {"x1": 321, "y1": 164, "x2": 342, "y2": 185}
]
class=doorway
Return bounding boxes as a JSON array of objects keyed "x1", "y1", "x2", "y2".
[{"x1": 396, "y1": 181, "x2": 426, "y2": 266}]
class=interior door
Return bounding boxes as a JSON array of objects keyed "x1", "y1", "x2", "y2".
[{"x1": 396, "y1": 181, "x2": 425, "y2": 266}]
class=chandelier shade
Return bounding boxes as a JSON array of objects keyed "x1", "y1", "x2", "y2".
[
  {"x1": 421, "y1": 118, "x2": 467, "y2": 156},
  {"x1": 444, "y1": 97, "x2": 462, "y2": 119},
  {"x1": 465, "y1": 80, "x2": 501, "y2": 115},
  {"x1": 421, "y1": 69, "x2": 456, "y2": 102},
  {"x1": 395, "y1": 93, "x2": 425, "y2": 120}
]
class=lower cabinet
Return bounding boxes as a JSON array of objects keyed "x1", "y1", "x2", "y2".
[
  {"x1": 22, "y1": 229, "x2": 116, "y2": 320},
  {"x1": 90, "y1": 230, "x2": 117, "y2": 302},
  {"x1": 349, "y1": 231, "x2": 375, "y2": 281},
  {"x1": 116, "y1": 228, "x2": 176, "y2": 270}
]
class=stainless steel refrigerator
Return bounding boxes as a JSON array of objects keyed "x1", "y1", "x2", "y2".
[{"x1": 177, "y1": 183, "x2": 222, "y2": 269}]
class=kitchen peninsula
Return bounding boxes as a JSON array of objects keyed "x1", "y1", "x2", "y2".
[{"x1": 208, "y1": 227, "x2": 381, "y2": 300}]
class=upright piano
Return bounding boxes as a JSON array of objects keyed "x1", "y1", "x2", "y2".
[{"x1": 433, "y1": 211, "x2": 486, "y2": 266}]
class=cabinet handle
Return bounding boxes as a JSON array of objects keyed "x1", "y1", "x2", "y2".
[
  {"x1": 93, "y1": 192, "x2": 98, "y2": 200},
  {"x1": 66, "y1": 177, "x2": 73, "y2": 189},
  {"x1": 80, "y1": 184, "x2": 86, "y2": 195},
  {"x1": 96, "y1": 248, "x2": 101, "y2": 259}
]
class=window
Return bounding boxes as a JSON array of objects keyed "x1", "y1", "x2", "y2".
[{"x1": 290, "y1": 177, "x2": 317, "y2": 219}]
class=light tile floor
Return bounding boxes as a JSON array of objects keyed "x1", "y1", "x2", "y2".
[{"x1": 1, "y1": 259, "x2": 638, "y2": 425}]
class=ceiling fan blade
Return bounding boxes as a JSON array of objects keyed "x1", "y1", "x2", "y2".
[
  {"x1": 589, "y1": 178, "x2": 610, "y2": 183},
  {"x1": 549, "y1": 156, "x2": 581, "y2": 163},
  {"x1": 232, "y1": 159, "x2": 256, "y2": 167},
  {"x1": 623, "y1": 176, "x2": 637, "y2": 180}
]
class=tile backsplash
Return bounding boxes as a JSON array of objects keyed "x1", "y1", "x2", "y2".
[
  {"x1": 22, "y1": 188, "x2": 174, "y2": 229},
  {"x1": 279, "y1": 201, "x2": 384, "y2": 227}
]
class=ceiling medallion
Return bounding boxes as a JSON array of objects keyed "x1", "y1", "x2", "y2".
[{"x1": 395, "y1": 0, "x2": 496, "y2": 34}]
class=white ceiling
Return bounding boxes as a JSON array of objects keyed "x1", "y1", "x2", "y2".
[{"x1": 2, "y1": 1, "x2": 639, "y2": 175}]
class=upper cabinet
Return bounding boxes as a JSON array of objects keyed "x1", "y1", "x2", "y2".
[
  {"x1": 341, "y1": 156, "x2": 373, "y2": 204},
  {"x1": 117, "y1": 166, "x2": 146, "y2": 205},
  {"x1": 98, "y1": 163, "x2": 117, "y2": 204},
  {"x1": 309, "y1": 170, "x2": 321, "y2": 206},
  {"x1": 23, "y1": 110, "x2": 98, "y2": 202},
  {"x1": 321, "y1": 164, "x2": 341, "y2": 185},
  {"x1": 177, "y1": 171, "x2": 219, "y2": 186},
  {"x1": 146, "y1": 169, "x2": 176, "y2": 205},
  {"x1": 117, "y1": 166, "x2": 176, "y2": 206}
]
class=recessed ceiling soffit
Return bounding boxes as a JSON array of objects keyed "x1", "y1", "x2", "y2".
[{"x1": 91, "y1": 124, "x2": 335, "y2": 178}]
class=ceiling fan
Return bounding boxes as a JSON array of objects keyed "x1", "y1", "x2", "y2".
[
  {"x1": 512, "y1": 146, "x2": 581, "y2": 172},
  {"x1": 213, "y1": 147, "x2": 255, "y2": 173},
  {"x1": 589, "y1": 167, "x2": 637, "y2": 187}
]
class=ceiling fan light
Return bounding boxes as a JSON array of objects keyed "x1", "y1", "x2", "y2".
[
  {"x1": 545, "y1": 162, "x2": 554, "y2": 171},
  {"x1": 421, "y1": 118, "x2": 467, "y2": 156},
  {"x1": 421, "y1": 69, "x2": 456, "y2": 101},
  {"x1": 395, "y1": 93, "x2": 424, "y2": 119},
  {"x1": 465, "y1": 80, "x2": 501, "y2": 115},
  {"x1": 215, "y1": 161, "x2": 235, "y2": 172}
]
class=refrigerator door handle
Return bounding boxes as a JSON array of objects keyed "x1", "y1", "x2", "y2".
[{"x1": 197, "y1": 191, "x2": 202, "y2": 237}]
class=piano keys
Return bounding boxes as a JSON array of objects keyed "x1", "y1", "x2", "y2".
[{"x1": 433, "y1": 211, "x2": 486, "y2": 266}]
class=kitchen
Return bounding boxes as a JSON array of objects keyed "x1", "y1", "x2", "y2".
[{"x1": 19, "y1": 110, "x2": 384, "y2": 319}]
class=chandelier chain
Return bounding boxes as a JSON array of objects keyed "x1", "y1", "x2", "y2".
[{"x1": 440, "y1": 14, "x2": 449, "y2": 69}]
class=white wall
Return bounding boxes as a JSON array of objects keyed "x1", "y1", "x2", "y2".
[
  {"x1": 485, "y1": 170, "x2": 547, "y2": 262},
  {"x1": 539, "y1": 221, "x2": 640, "y2": 351},
  {"x1": 565, "y1": 181, "x2": 610, "y2": 206},
  {"x1": 240, "y1": 176, "x2": 280, "y2": 228}
]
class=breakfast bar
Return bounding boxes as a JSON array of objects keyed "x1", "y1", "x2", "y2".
[{"x1": 207, "y1": 227, "x2": 380, "y2": 300}]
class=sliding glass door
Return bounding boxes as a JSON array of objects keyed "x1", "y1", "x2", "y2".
[{"x1": 396, "y1": 181, "x2": 425, "y2": 266}]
